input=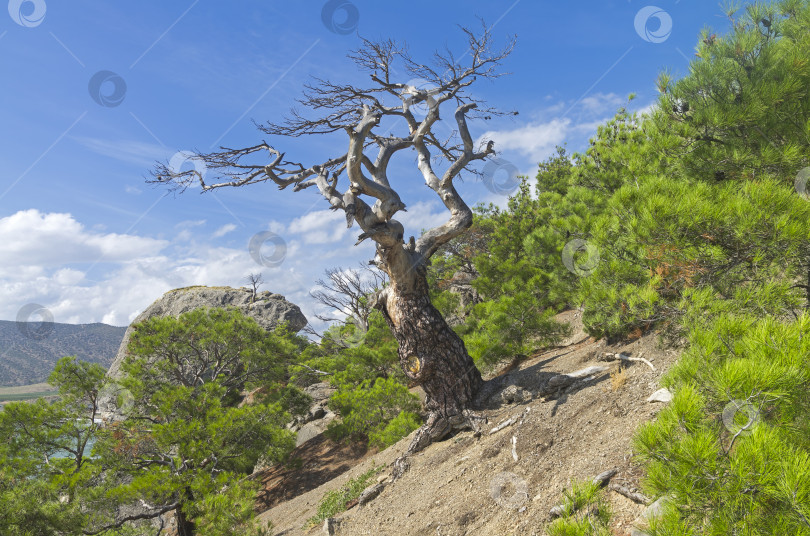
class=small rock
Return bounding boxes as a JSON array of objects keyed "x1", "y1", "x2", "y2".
[
  {"x1": 501, "y1": 385, "x2": 528, "y2": 404},
  {"x1": 357, "y1": 483, "x2": 385, "y2": 506},
  {"x1": 376, "y1": 474, "x2": 388, "y2": 484},
  {"x1": 647, "y1": 388, "x2": 673, "y2": 404}
]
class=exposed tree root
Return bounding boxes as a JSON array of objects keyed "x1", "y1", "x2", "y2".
[{"x1": 390, "y1": 409, "x2": 487, "y2": 482}]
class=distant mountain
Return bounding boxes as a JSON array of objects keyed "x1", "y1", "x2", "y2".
[{"x1": 0, "y1": 320, "x2": 126, "y2": 386}]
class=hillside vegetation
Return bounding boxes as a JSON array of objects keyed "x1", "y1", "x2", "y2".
[{"x1": 0, "y1": 320, "x2": 125, "y2": 386}]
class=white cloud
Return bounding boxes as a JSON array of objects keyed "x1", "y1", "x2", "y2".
[
  {"x1": 473, "y1": 92, "x2": 647, "y2": 178},
  {"x1": 579, "y1": 92, "x2": 625, "y2": 114},
  {"x1": 53, "y1": 268, "x2": 85, "y2": 286},
  {"x1": 288, "y1": 209, "x2": 348, "y2": 244},
  {"x1": 0, "y1": 209, "x2": 167, "y2": 267},
  {"x1": 397, "y1": 200, "x2": 448, "y2": 238},
  {"x1": 478, "y1": 118, "x2": 570, "y2": 162},
  {"x1": 212, "y1": 223, "x2": 237, "y2": 238},
  {"x1": 267, "y1": 220, "x2": 286, "y2": 234}
]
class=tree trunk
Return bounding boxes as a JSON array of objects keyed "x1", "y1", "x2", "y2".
[
  {"x1": 379, "y1": 262, "x2": 484, "y2": 459},
  {"x1": 175, "y1": 495, "x2": 195, "y2": 536}
]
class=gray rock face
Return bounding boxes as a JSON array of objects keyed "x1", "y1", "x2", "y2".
[
  {"x1": 446, "y1": 270, "x2": 481, "y2": 326},
  {"x1": 304, "y1": 382, "x2": 337, "y2": 404},
  {"x1": 101, "y1": 286, "x2": 307, "y2": 415},
  {"x1": 295, "y1": 412, "x2": 337, "y2": 447}
]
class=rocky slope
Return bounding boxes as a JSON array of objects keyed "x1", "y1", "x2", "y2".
[{"x1": 256, "y1": 310, "x2": 680, "y2": 536}]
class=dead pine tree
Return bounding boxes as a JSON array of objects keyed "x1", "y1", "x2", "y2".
[
  {"x1": 311, "y1": 264, "x2": 387, "y2": 330},
  {"x1": 150, "y1": 25, "x2": 516, "y2": 477},
  {"x1": 245, "y1": 272, "x2": 264, "y2": 303}
]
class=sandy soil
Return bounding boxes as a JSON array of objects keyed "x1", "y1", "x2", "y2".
[{"x1": 258, "y1": 310, "x2": 680, "y2": 536}]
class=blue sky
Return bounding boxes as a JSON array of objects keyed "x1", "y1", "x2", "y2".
[{"x1": 0, "y1": 0, "x2": 735, "y2": 332}]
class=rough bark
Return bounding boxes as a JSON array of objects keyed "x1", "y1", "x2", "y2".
[
  {"x1": 379, "y1": 266, "x2": 483, "y2": 444},
  {"x1": 175, "y1": 502, "x2": 195, "y2": 536}
]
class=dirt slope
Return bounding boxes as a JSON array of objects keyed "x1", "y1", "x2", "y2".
[{"x1": 258, "y1": 310, "x2": 680, "y2": 536}]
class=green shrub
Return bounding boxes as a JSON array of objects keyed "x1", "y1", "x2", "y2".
[
  {"x1": 463, "y1": 292, "x2": 570, "y2": 369},
  {"x1": 546, "y1": 480, "x2": 612, "y2": 536},
  {"x1": 368, "y1": 411, "x2": 421, "y2": 449},
  {"x1": 635, "y1": 314, "x2": 810, "y2": 535},
  {"x1": 307, "y1": 465, "x2": 384, "y2": 526},
  {"x1": 326, "y1": 377, "x2": 421, "y2": 447}
]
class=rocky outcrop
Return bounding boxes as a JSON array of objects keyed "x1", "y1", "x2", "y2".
[
  {"x1": 445, "y1": 270, "x2": 482, "y2": 326},
  {"x1": 288, "y1": 382, "x2": 338, "y2": 447},
  {"x1": 101, "y1": 286, "x2": 307, "y2": 415}
]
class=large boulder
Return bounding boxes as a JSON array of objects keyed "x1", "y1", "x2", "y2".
[{"x1": 101, "y1": 286, "x2": 307, "y2": 416}]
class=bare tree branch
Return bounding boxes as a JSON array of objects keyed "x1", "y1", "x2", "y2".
[
  {"x1": 311, "y1": 264, "x2": 387, "y2": 329},
  {"x1": 149, "y1": 24, "x2": 514, "y2": 282}
]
